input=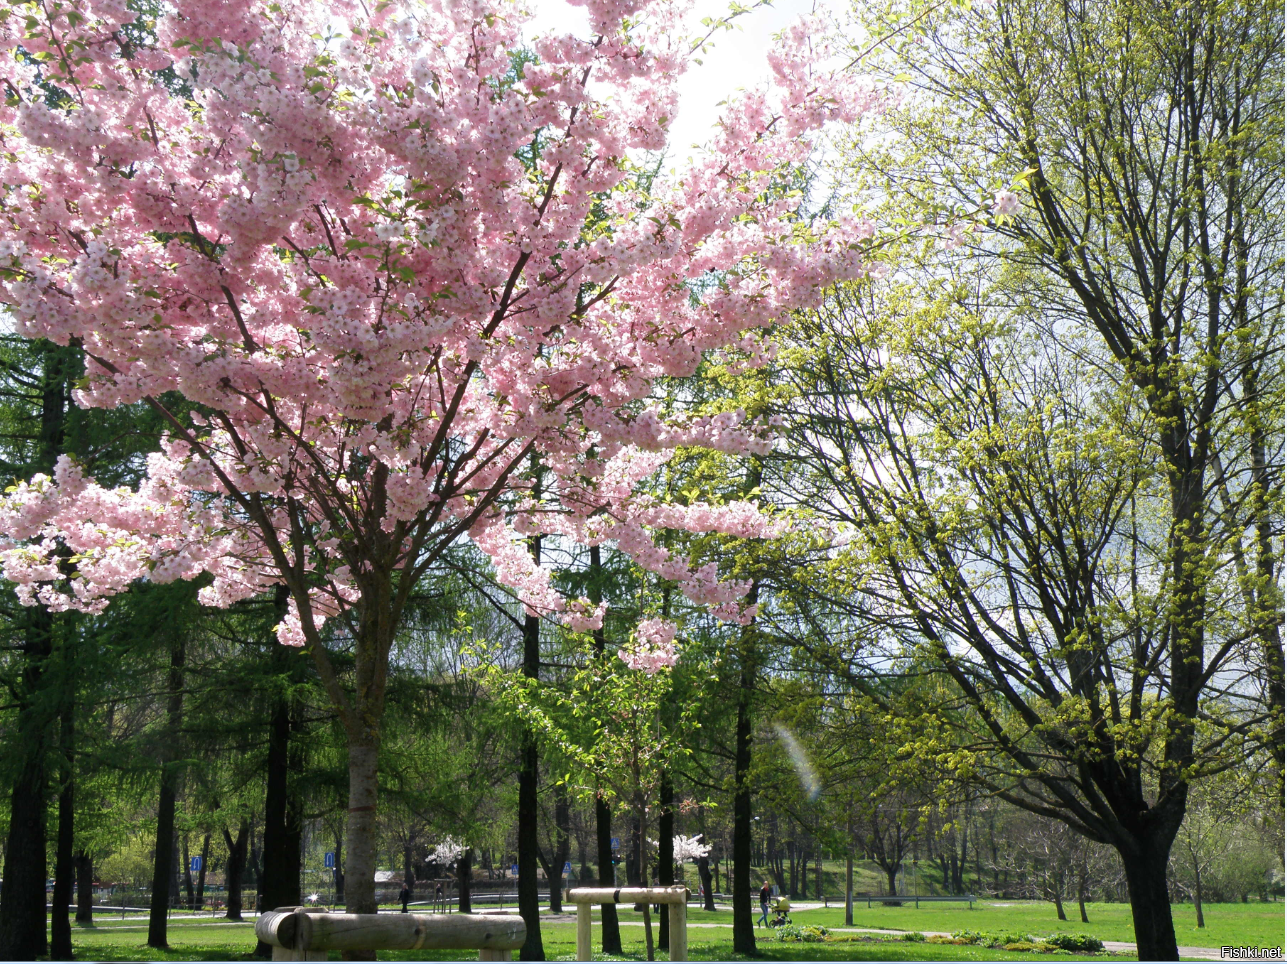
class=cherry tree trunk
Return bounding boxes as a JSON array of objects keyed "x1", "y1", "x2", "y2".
[{"x1": 344, "y1": 738, "x2": 381, "y2": 916}]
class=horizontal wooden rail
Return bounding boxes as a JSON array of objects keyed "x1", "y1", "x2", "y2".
[
  {"x1": 566, "y1": 887, "x2": 688, "y2": 961},
  {"x1": 255, "y1": 906, "x2": 525, "y2": 961},
  {"x1": 565, "y1": 886, "x2": 689, "y2": 904}
]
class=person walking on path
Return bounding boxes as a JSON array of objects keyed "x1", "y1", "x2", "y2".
[
  {"x1": 399, "y1": 883, "x2": 411, "y2": 913},
  {"x1": 757, "y1": 881, "x2": 772, "y2": 927}
]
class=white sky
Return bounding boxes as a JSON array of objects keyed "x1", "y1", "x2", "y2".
[{"x1": 522, "y1": 0, "x2": 850, "y2": 166}]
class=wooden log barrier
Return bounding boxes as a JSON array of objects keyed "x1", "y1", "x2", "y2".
[
  {"x1": 566, "y1": 886, "x2": 689, "y2": 962},
  {"x1": 255, "y1": 906, "x2": 526, "y2": 962}
]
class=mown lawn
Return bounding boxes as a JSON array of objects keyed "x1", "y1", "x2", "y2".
[
  {"x1": 777, "y1": 899, "x2": 1285, "y2": 950},
  {"x1": 51, "y1": 900, "x2": 1285, "y2": 960}
]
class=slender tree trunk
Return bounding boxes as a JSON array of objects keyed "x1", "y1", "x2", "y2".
[
  {"x1": 595, "y1": 793, "x2": 622, "y2": 954},
  {"x1": 845, "y1": 805, "x2": 854, "y2": 927},
  {"x1": 588, "y1": 545, "x2": 621, "y2": 954},
  {"x1": 658, "y1": 773, "x2": 674, "y2": 950},
  {"x1": 517, "y1": 587, "x2": 544, "y2": 959},
  {"x1": 1053, "y1": 890, "x2": 1067, "y2": 921},
  {"x1": 194, "y1": 833, "x2": 210, "y2": 910},
  {"x1": 731, "y1": 586, "x2": 758, "y2": 956},
  {"x1": 75, "y1": 852, "x2": 93, "y2": 924},
  {"x1": 334, "y1": 832, "x2": 344, "y2": 905},
  {"x1": 224, "y1": 818, "x2": 249, "y2": 920},
  {"x1": 457, "y1": 850, "x2": 472, "y2": 914},
  {"x1": 886, "y1": 865, "x2": 898, "y2": 898},
  {"x1": 547, "y1": 784, "x2": 570, "y2": 914},
  {"x1": 148, "y1": 629, "x2": 185, "y2": 949},
  {"x1": 183, "y1": 836, "x2": 195, "y2": 910},
  {"x1": 1121, "y1": 842, "x2": 1180, "y2": 961},
  {"x1": 51, "y1": 691, "x2": 75, "y2": 959},
  {"x1": 1193, "y1": 858, "x2": 1205, "y2": 928}
]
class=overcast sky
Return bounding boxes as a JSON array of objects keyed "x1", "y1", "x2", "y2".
[{"x1": 522, "y1": 0, "x2": 849, "y2": 167}]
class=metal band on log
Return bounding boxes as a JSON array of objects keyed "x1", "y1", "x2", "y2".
[{"x1": 255, "y1": 907, "x2": 526, "y2": 961}]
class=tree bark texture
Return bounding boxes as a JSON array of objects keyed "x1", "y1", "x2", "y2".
[
  {"x1": 731, "y1": 598, "x2": 757, "y2": 957},
  {"x1": 51, "y1": 690, "x2": 75, "y2": 959},
  {"x1": 76, "y1": 851, "x2": 94, "y2": 924},
  {"x1": 595, "y1": 794, "x2": 622, "y2": 954},
  {"x1": 224, "y1": 818, "x2": 250, "y2": 920},
  {"x1": 517, "y1": 596, "x2": 544, "y2": 960},
  {"x1": 148, "y1": 628, "x2": 185, "y2": 949},
  {"x1": 657, "y1": 774, "x2": 673, "y2": 950}
]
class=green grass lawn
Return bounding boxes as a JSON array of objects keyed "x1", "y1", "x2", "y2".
[
  {"x1": 779, "y1": 899, "x2": 1285, "y2": 950},
  {"x1": 49, "y1": 900, "x2": 1285, "y2": 960}
]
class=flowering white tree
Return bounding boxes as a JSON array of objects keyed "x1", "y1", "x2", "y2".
[{"x1": 0, "y1": 0, "x2": 888, "y2": 917}]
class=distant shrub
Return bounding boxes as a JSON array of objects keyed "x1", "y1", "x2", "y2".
[
  {"x1": 899, "y1": 931, "x2": 926, "y2": 942},
  {"x1": 775, "y1": 924, "x2": 829, "y2": 943},
  {"x1": 1003, "y1": 941, "x2": 1045, "y2": 952},
  {"x1": 1043, "y1": 933, "x2": 1106, "y2": 952}
]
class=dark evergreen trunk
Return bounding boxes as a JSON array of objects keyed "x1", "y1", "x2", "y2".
[
  {"x1": 517, "y1": 590, "x2": 544, "y2": 960},
  {"x1": 183, "y1": 836, "x2": 195, "y2": 910},
  {"x1": 595, "y1": 794, "x2": 622, "y2": 954},
  {"x1": 75, "y1": 851, "x2": 94, "y2": 924},
  {"x1": 658, "y1": 774, "x2": 674, "y2": 950},
  {"x1": 457, "y1": 850, "x2": 472, "y2": 914},
  {"x1": 51, "y1": 691, "x2": 76, "y2": 959},
  {"x1": 148, "y1": 629, "x2": 185, "y2": 949},
  {"x1": 255, "y1": 589, "x2": 301, "y2": 958},
  {"x1": 0, "y1": 346, "x2": 72, "y2": 961},
  {"x1": 333, "y1": 832, "x2": 344, "y2": 905},
  {"x1": 547, "y1": 784, "x2": 570, "y2": 914},
  {"x1": 731, "y1": 591, "x2": 757, "y2": 956},
  {"x1": 223, "y1": 818, "x2": 249, "y2": 920},
  {"x1": 588, "y1": 545, "x2": 621, "y2": 954},
  {"x1": 195, "y1": 833, "x2": 210, "y2": 910}
]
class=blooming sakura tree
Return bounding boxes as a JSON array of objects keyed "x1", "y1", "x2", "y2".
[{"x1": 0, "y1": 0, "x2": 887, "y2": 914}]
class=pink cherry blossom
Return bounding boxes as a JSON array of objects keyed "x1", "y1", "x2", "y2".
[
  {"x1": 618, "y1": 618, "x2": 680, "y2": 674},
  {"x1": 992, "y1": 190, "x2": 1021, "y2": 217}
]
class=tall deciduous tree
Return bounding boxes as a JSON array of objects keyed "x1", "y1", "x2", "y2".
[{"x1": 0, "y1": 0, "x2": 886, "y2": 913}]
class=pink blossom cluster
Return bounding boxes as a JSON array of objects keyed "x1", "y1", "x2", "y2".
[
  {"x1": 0, "y1": 0, "x2": 888, "y2": 641},
  {"x1": 617, "y1": 617, "x2": 679, "y2": 674}
]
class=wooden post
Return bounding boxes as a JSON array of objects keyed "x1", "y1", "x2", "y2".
[
  {"x1": 576, "y1": 902, "x2": 592, "y2": 961},
  {"x1": 667, "y1": 899, "x2": 687, "y2": 962}
]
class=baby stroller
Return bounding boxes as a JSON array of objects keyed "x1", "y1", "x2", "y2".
[{"x1": 769, "y1": 896, "x2": 792, "y2": 928}]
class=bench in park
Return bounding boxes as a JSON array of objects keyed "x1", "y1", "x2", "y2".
[{"x1": 255, "y1": 905, "x2": 525, "y2": 961}]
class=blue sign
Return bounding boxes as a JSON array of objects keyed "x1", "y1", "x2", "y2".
[
  {"x1": 324, "y1": 852, "x2": 335, "y2": 869},
  {"x1": 511, "y1": 863, "x2": 519, "y2": 876},
  {"x1": 610, "y1": 837, "x2": 619, "y2": 851},
  {"x1": 189, "y1": 855, "x2": 202, "y2": 873},
  {"x1": 564, "y1": 861, "x2": 572, "y2": 873}
]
